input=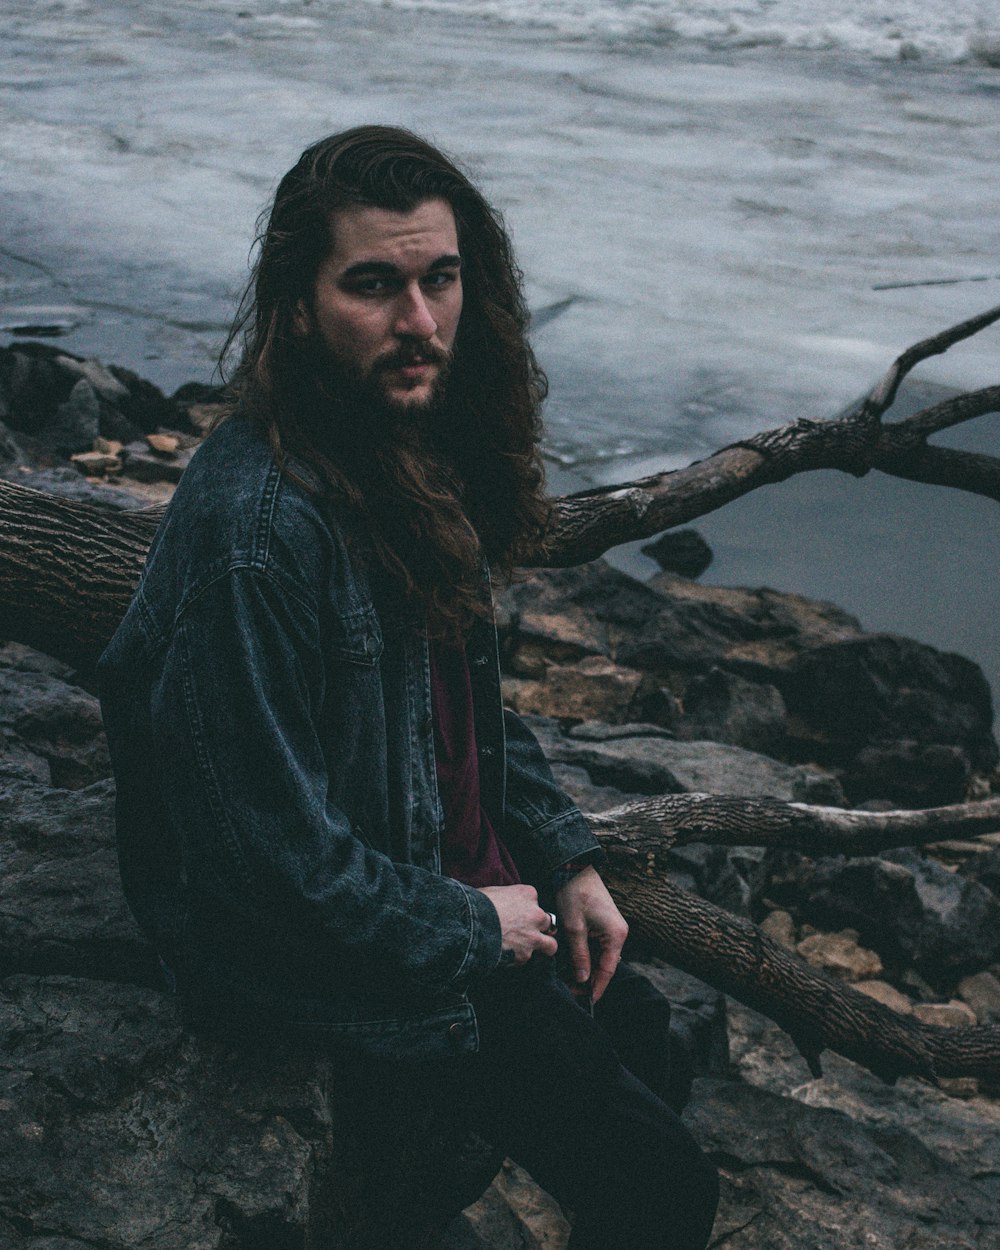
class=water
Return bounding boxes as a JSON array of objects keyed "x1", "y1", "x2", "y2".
[{"x1": 2, "y1": 1, "x2": 999, "y2": 706}]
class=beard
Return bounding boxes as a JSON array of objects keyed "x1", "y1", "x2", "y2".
[{"x1": 304, "y1": 335, "x2": 455, "y2": 450}]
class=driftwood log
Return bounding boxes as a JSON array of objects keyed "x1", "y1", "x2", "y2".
[{"x1": 1, "y1": 308, "x2": 999, "y2": 1085}]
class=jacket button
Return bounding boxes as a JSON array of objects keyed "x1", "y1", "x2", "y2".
[
  {"x1": 448, "y1": 1022, "x2": 466, "y2": 1044},
  {"x1": 365, "y1": 634, "x2": 379, "y2": 655}
]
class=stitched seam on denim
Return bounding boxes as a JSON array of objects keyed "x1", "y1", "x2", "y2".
[
  {"x1": 449, "y1": 883, "x2": 480, "y2": 985},
  {"x1": 176, "y1": 614, "x2": 255, "y2": 896},
  {"x1": 135, "y1": 588, "x2": 165, "y2": 650},
  {"x1": 174, "y1": 563, "x2": 318, "y2": 633},
  {"x1": 255, "y1": 459, "x2": 282, "y2": 570}
]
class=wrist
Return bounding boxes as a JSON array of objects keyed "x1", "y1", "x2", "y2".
[{"x1": 552, "y1": 856, "x2": 598, "y2": 894}]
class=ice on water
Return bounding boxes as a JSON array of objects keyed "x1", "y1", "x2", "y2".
[{"x1": 1, "y1": 0, "x2": 998, "y2": 688}]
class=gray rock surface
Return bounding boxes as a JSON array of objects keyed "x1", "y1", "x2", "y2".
[
  {"x1": 765, "y1": 848, "x2": 1000, "y2": 990},
  {"x1": 523, "y1": 714, "x2": 843, "y2": 804}
]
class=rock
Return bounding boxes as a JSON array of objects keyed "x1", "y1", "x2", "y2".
[
  {"x1": 462, "y1": 1161, "x2": 569, "y2": 1249},
  {"x1": 69, "y1": 448, "x2": 123, "y2": 476},
  {"x1": 640, "y1": 528, "x2": 713, "y2": 578},
  {"x1": 0, "y1": 778, "x2": 154, "y2": 984},
  {"x1": 1, "y1": 464, "x2": 147, "y2": 510},
  {"x1": 781, "y1": 634, "x2": 997, "y2": 801},
  {"x1": 498, "y1": 564, "x2": 649, "y2": 675},
  {"x1": 146, "y1": 431, "x2": 181, "y2": 454},
  {"x1": 546, "y1": 761, "x2": 638, "y2": 815},
  {"x1": 0, "y1": 667, "x2": 110, "y2": 789},
  {"x1": 795, "y1": 930, "x2": 883, "y2": 982},
  {"x1": 0, "y1": 975, "x2": 341, "y2": 1250},
  {"x1": 0, "y1": 345, "x2": 179, "y2": 464},
  {"x1": 626, "y1": 961, "x2": 730, "y2": 1081},
  {"x1": 717, "y1": 1003, "x2": 1000, "y2": 1248},
  {"x1": 38, "y1": 377, "x2": 103, "y2": 454},
  {"x1": 765, "y1": 849, "x2": 1000, "y2": 990},
  {"x1": 501, "y1": 656, "x2": 670, "y2": 726},
  {"x1": 523, "y1": 715, "x2": 843, "y2": 803},
  {"x1": 566, "y1": 720, "x2": 675, "y2": 742},
  {"x1": 959, "y1": 845, "x2": 1000, "y2": 896},
  {"x1": 912, "y1": 1001, "x2": 977, "y2": 1028},
  {"x1": 674, "y1": 666, "x2": 787, "y2": 755},
  {"x1": 665, "y1": 842, "x2": 756, "y2": 916},
  {"x1": 759, "y1": 908, "x2": 796, "y2": 948},
  {"x1": 956, "y1": 970, "x2": 1000, "y2": 1023},
  {"x1": 122, "y1": 437, "x2": 196, "y2": 483},
  {"x1": 498, "y1": 563, "x2": 999, "y2": 806},
  {"x1": 853, "y1": 980, "x2": 913, "y2": 1015},
  {"x1": 637, "y1": 571, "x2": 864, "y2": 681},
  {"x1": 848, "y1": 739, "x2": 972, "y2": 808},
  {"x1": 687, "y1": 1073, "x2": 998, "y2": 1249}
]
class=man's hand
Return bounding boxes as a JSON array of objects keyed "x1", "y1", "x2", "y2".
[
  {"x1": 556, "y1": 865, "x2": 628, "y2": 1004},
  {"x1": 479, "y1": 884, "x2": 559, "y2": 966}
]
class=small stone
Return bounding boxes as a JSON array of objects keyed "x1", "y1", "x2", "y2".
[
  {"x1": 912, "y1": 1001, "x2": 977, "y2": 1028},
  {"x1": 69, "y1": 449, "x2": 122, "y2": 475},
  {"x1": 796, "y1": 930, "x2": 883, "y2": 982},
  {"x1": 640, "y1": 528, "x2": 713, "y2": 578},
  {"x1": 146, "y1": 432, "x2": 180, "y2": 454},
  {"x1": 122, "y1": 438, "x2": 195, "y2": 483},
  {"x1": 759, "y1": 909, "x2": 796, "y2": 949},
  {"x1": 853, "y1": 980, "x2": 912, "y2": 1015},
  {"x1": 957, "y1": 971, "x2": 1000, "y2": 1023}
]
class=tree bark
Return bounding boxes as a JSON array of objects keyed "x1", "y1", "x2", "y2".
[
  {"x1": 586, "y1": 793, "x2": 1000, "y2": 857},
  {"x1": 600, "y1": 862, "x2": 1000, "y2": 1084}
]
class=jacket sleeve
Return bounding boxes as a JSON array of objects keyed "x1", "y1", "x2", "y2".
[
  {"x1": 151, "y1": 565, "x2": 502, "y2": 997},
  {"x1": 500, "y1": 705, "x2": 603, "y2": 886}
]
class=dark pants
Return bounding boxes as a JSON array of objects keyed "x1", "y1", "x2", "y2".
[{"x1": 346, "y1": 959, "x2": 719, "y2": 1250}]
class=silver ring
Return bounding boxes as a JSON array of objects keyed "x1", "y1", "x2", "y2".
[{"x1": 545, "y1": 911, "x2": 558, "y2": 934}]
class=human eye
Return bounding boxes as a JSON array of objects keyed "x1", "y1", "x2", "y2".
[
  {"x1": 349, "y1": 276, "x2": 391, "y2": 296},
  {"x1": 423, "y1": 269, "x2": 459, "y2": 291}
]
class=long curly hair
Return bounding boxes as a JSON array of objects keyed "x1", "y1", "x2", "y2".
[{"x1": 221, "y1": 125, "x2": 550, "y2": 639}]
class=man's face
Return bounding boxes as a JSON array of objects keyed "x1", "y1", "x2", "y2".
[{"x1": 295, "y1": 197, "x2": 463, "y2": 417}]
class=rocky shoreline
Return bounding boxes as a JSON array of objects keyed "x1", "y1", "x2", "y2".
[{"x1": 1, "y1": 341, "x2": 998, "y2": 1248}]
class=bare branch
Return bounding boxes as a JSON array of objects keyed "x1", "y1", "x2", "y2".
[
  {"x1": 536, "y1": 307, "x2": 1000, "y2": 566},
  {"x1": 586, "y1": 793, "x2": 1000, "y2": 857},
  {"x1": 858, "y1": 301, "x2": 1000, "y2": 421}
]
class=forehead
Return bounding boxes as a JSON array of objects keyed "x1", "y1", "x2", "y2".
[{"x1": 325, "y1": 198, "x2": 459, "y2": 270}]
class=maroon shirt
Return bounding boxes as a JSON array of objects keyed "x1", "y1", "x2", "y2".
[{"x1": 429, "y1": 641, "x2": 520, "y2": 889}]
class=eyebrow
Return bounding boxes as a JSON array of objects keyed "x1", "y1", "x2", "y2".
[{"x1": 341, "y1": 255, "x2": 462, "y2": 279}]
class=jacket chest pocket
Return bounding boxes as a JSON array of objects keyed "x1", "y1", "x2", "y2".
[{"x1": 326, "y1": 604, "x2": 384, "y2": 667}]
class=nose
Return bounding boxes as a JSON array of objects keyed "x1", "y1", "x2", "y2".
[{"x1": 394, "y1": 283, "x2": 437, "y2": 341}]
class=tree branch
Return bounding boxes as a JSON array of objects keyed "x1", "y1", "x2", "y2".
[
  {"x1": 586, "y1": 793, "x2": 1000, "y2": 857},
  {"x1": 601, "y1": 861, "x2": 1000, "y2": 1083},
  {"x1": 536, "y1": 306, "x2": 1000, "y2": 566}
]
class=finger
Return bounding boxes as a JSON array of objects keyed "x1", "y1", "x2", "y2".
[
  {"x1": 537, "y1": 932, "x2": 559, "y2": 959},
  {"x1": 590, "y1": 940, "x2": 624, "y2": 1004},
  {"x1": 563, "y1": 922, "x2": 591, "y2": 986}
]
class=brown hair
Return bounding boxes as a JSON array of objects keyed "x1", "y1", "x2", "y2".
[{"x1": 221, "y1": 125, "x2": 550, "y2": 639}]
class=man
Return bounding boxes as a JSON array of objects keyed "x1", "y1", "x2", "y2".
[{"x1": 99, "y1": 126, "x2": 718, "y2": 1249}]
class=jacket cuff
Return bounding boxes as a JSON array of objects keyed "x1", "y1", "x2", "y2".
[
  {"x1": 520, "y1": 807, "x2": 602, "y2": 883},
  {"x1": 450, "y1": 880, "x2": 504, "y2": 985}
]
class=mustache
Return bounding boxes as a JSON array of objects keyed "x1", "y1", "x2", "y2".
[{"x1": 375, "y1": 341, "x2": 452, "y2": 372}]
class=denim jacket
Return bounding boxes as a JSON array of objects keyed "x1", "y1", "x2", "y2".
[{"x1": 98, "y1": 415, "x2": 599, "y2": 1059}]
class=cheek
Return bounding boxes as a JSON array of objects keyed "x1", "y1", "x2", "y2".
[{"x1": 316, "y1": 306, "x2": 386, "y2": 359}]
